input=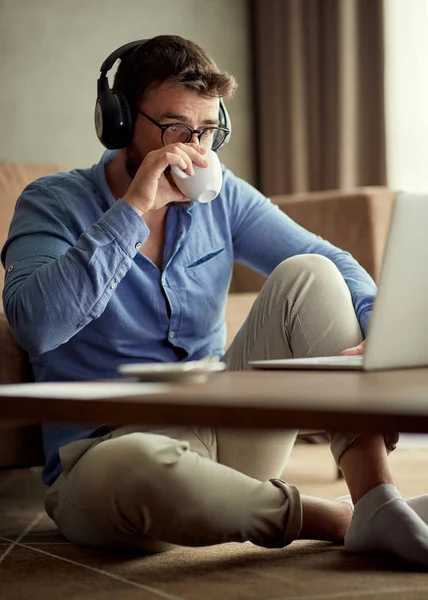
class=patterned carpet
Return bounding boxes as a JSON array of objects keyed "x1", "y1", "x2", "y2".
[{"x1": 1, "y1": 443, "x2": 428, "y2": 599}]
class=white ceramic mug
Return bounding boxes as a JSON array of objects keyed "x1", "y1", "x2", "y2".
[{"x1": 170, "y1": 149, "x2": 222, "y2": 203}]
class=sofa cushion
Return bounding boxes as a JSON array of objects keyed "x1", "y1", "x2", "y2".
[
  {"x1": 225, "y1": 292, "x2": 257, "y2": 348},
  {"x1": 0, "y1": 162, "x2": 71, "y2": 311}
]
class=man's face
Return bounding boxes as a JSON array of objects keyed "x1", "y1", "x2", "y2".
[{"x1": 124, "y1": 81, "x2": 220, "y2": 180}]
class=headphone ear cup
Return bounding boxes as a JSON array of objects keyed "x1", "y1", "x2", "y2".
[
  {"x1": 215, "y1": 98, "x2": 232, "y2": 151},
  {"x1": 108, "y1": 89, "x2": 134, "y2": 148},
  {"x1": 96, "y1": 40, "x2": 148, "y2": 149},
  {"x1": 95, "y1": 78, "x2": 134, "y2": 149},
  {"x1": 114, "y1": 89, "x2": 133, "y2": 136}
]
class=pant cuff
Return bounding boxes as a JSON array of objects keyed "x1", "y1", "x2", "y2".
[
  {"x1": 254, "y1": 479, "x2": 302, "y2": 548},
  {"x1": 331, "y1": 432, "x2": 400, "y2": 467}
]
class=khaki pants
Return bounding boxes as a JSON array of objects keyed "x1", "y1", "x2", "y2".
[{"x1": 45, "y1": 255, "x2": 398, "y2": 552}]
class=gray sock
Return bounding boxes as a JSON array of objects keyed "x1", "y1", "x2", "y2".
[
  {"x1": 344, "y1": 484, "x2": 428, "y2": 566},
  {"x1": 337, "y1": 492, "x2": 428, "y2": 524},
  {"x1": 407, "y1": 495, "x2": 428, "y2": 523}
]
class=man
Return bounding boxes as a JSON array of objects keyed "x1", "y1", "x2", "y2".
[{"x1": 2, "y1": 35, "x2": 428, "y2": 564}]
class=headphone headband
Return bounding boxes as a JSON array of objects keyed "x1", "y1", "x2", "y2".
[
  {"x1": 99, "y1": 39, "x2": 148, "y2": 74},
  {"x1": 95, "y1": 39, "x2": 232, "y2": 150}
]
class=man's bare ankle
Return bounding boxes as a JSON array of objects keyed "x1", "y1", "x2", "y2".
[
  {"x1": 333, "y1": 501, "x2": 353, "y2": 542},
  {"x1": 299, "y1": 497, "x2": 352, "y2": 543}
]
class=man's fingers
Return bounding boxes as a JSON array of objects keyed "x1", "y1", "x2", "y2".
[
  {"x1": 153, "y1": 151, "x2": 191, "y2": 176},
  {"x1": 173, "y1": 143, "x2": 209, "y2": 168},
  {"x1": 180, "y1": 142, "x2": 207, "y2": 154},
  {"x1": 340, "y1": 341, "x2": 366, "y2": 356},
  {"x1": 340, "y1": 347, "x2": 360, "y2": 356},
  {"x1": 159, "y1": 147, "x2": 207, "y2": 175}
]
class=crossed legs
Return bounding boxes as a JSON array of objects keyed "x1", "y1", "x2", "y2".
[
  {"x1": 45, "y1": 255, "x2": 428, "y2": 565},
  {"x1": 226, "y1": 254, "x2": 428, "y2": 566}
]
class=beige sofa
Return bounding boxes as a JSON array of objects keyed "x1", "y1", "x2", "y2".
[{"x1": 0, "y1": 162, "x2": 396, "y2": 469}]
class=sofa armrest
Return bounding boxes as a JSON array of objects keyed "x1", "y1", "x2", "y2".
[
  {"x1": 0, "y1": 313, "x2": 32, "y2": 384},
  {"x1": 230, "y1": 187, "x2": 396, "y2": 293},
  {"x1": 0, "y1": 314, "x2": 44, "y2": 469}
]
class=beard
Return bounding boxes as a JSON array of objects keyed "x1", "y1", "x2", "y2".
[
  {"x1": 124, "y1": 144, "x2": 193, "y2": 210},
  {"x1": 124, "y1": 144, "x2": 142, "y2": 181}
]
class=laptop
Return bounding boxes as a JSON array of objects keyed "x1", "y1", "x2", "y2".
[{"x1": 249, "y1": 192, "x2": 428, "y2": 372}]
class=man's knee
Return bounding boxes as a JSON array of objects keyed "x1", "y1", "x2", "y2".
[
  {"x1": 102, "y1": 432, "x2": 189, "y2": 476},
  {"x1": 265, "y1": 255, "x2": 350, "y2": 308},
  {"x1": 270, "y1": 254, "x2": 340, "y2": 284},
  {"x1": 51, "y1": 433, "x2": 193, "y2": 548},
  {"x1": 71, "y1": 433, "x2": 191, "y2": 501}
]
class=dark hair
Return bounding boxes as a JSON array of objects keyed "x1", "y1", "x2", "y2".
[{"x1": 113, "y1": 35, "x2": 237, "y2": 111}]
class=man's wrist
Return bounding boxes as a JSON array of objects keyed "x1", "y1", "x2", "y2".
[{"x1": 123, "y1": 197, "x2": 146, "y2": 218}]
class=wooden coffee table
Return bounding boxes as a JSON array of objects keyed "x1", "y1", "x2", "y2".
[{"x1": 1, "y1": 369, "x2": 428, "y2": 433}]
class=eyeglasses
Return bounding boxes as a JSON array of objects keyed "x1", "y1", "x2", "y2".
[{"x1": 138, "y1": 109, "x2": 229, "y2": 151}]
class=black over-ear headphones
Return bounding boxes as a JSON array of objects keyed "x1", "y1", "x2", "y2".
[{"x1": 95, "y1": 39, "x2": 232, "y2": 151}]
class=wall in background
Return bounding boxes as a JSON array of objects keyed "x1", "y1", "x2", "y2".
[{"x1": 0, "y1": 0, "x2": 255, "y2": 183}]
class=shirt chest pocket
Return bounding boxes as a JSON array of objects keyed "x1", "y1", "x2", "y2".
[{"x1": 185, "y1": 247, "x2": 231, "y2": 288}]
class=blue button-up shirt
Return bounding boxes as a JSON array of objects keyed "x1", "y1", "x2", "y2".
[{"x1": 1, "y1": 151, "x2": 377, "y2": 484}]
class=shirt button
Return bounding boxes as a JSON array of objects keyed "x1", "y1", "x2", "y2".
[
  {"x1": 161, "y1": 277, "x2": 167, "y2": 286},
  {"x1": 110, "y1": 281, "x2": 116, "y2": 289},
  {"x1": 7, "y1": 265, "x2": 14, "y2": 273},
  {"x1": 169, "y1": 331, "x2": 175, "y2": 338},
  {"x1": 135, "y1": 242, "x2": 142, "y2": 249}
]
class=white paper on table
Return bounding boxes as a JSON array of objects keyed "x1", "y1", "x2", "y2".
[{"x1": 0, "y1": 381, "x2": 170, "y2": 399}]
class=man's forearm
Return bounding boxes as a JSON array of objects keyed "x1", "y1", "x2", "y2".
[{"x1": 3, "y1": 199, "x2": 149, "y2": 354}]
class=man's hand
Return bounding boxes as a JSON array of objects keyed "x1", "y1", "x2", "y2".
[
  {"x1": 123, "y1": 143, "x2": 209, "y2": 216},
  {"x1": 340, "y1": 340, "x2": 367, "y2": 356}
]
